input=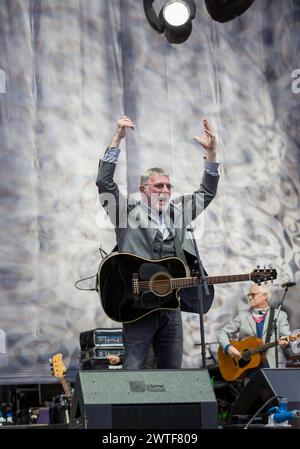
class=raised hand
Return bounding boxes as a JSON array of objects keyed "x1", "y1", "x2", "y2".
[
  {"x1": 109, "y1": 115, "x2": 135, "y2": 148},
  {"x1": 193, "y1": 119, "x2": 217, "y2": 161}
]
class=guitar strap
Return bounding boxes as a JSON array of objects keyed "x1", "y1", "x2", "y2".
[
  {"x1": 169, "y1": 203, "x2": 188, "y2": 268},
  {"x1": 265, "y1": 306, "x2": 275, "y2": 344},
  {"x1": 174, "y1": 230, "x2": 189, "y2": 267}
]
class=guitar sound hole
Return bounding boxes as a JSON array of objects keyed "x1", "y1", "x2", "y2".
[
  {"x1": 150, "y1": 272, "x2": 172, "y2": 297},
  {"x1": 238, "y1": 349, "x2": 251, "y2": 368}
]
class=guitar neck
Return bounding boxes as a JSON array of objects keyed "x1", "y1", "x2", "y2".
[
  {"x1": 171, "y1": 273, "x2": 252, "y2": 289},
  {"x1": 60, "y1": 376, "x2": 72, "y2": 398},
  {"x1": 251, "y1": 334, "x2": 298, "y2": 355},
  {"x1": 251, "y1": 340, "x2": 278, "y2": 356}
]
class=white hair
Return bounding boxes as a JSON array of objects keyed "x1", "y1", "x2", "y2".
[{"x1": 257, "y1": 283, "x2": 271, "y2": 301}]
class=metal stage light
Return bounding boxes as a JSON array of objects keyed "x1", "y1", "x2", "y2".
[
  {"x1": 205, "y1": 0, "x2": 256, "y2": 23},
  {"x1": 143, "y1": 0, "x2": 196, "y2": 44}
]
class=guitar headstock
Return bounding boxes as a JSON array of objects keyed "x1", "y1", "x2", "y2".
[
  {"x1": 49, "y1": 353, "x2": 67, "y2": 378},
  {"x1": 250, "y1": 266, "x2": 277, "y2": 284},
  {"x1": 289, "y1": 332, "x2": 300, "y2": 342}
]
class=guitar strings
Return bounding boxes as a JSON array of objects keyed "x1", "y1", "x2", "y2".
[
  {"x1": 136, "y1": 278, "x2": 197, "y2": 287},
  {"x1": 135, "y1": 275, "x2": 271, "y2": 287},
  {"x1": 137, "y1": 278, "x2": 200, "y2": 292}
]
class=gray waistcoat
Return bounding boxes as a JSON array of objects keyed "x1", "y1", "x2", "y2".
[{"x1": 152, "y1": 230, "x2": 176, "y2": 259}]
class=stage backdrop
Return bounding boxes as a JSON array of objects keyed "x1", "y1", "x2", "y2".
[{"x1": 0, "y1": 0, "x2": 299, "y2": 383}]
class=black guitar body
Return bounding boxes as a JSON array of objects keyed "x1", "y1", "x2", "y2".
[
  {"x1": 98, "y1": 253, "x2": 188, "y2": 323},
  {"x1": 97, "y1": 252, "x2": 213, "y2": 323}
]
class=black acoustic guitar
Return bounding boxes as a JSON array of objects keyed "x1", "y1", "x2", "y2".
[{"x1": 97, "y1": 252, "x2": 277, "y2": 323}]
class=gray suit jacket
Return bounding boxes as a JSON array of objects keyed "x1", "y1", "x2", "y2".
[
  {"x1": 216, "y1": 308, "x2": 291, "y2": 368},
  {"x1": 96, "y1": 159, "x2": 219, "y2": 312}
]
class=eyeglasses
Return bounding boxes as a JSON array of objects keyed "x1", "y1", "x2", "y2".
[
  {"x1": 143, "y1": 183, "x2": 173, "y2": 190},
  {"x1": 247, "y1": 292, "x2": 261, "y2": 299}
]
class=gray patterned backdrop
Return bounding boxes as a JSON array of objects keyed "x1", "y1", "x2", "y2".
[{"x1": 0, "y1": 0, "x2": 299, "y2": 383}]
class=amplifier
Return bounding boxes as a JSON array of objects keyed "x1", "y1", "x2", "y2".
[
  {"x1": 80, "y1": 359, "x2": 123, "y2": 370},
  {"x1": 80, "y1": 347, "x2": 124, "y2": 361},
  {"x1": 80, "y1": 328, "x2": 122, "y2": 350}
]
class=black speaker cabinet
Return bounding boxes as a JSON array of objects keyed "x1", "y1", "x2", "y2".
[
  {"x1": 69, "y1": 369, "x2": 217, "y2": 429},
  {"x1": 232, "y1": 369, "x2": 300, "y2": 429}
]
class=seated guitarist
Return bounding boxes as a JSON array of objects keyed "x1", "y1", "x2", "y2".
[
  {"x1": 96, "y1": 116, "x2": 220, "y2": 369},
  {"x1": 217, "y1": 283, "x2": 291, "y2": 377}
]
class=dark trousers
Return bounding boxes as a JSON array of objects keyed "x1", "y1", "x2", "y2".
[{"x1": 122, "y1": 309, "x2": 183, "y2": 369}]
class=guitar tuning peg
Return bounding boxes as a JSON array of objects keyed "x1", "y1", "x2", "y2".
[
  {"x1": 269, "y1": 264, "x2": 272, "y2": 269},
  {"x1": 49, "y1": 358, "x2": 52, "y2": 364},
  {"x1": 256, "y1": 265, "x2": 260, "y2": 270}
]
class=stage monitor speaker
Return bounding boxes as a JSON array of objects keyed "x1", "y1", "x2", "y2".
[
  {"x1": 69, "y1": 369, "x2": 217, "y2": 429},
  {"x1": 232, "y1": 368, "x2": 300, "y2": 428}
]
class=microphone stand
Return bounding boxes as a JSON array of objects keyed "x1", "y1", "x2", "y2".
[
  {"x1": 269, "y1": 286, "x2": 290, "y2": 368},
  {"x1": 187, "y1": 226, "x2": 210, "y2": 369}
]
